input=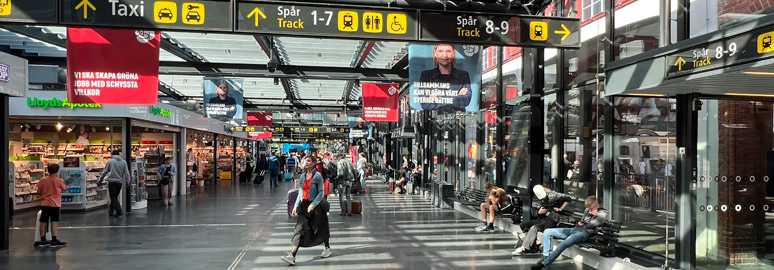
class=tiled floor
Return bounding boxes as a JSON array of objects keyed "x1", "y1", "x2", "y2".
[{"x1": 1, "y1": 178, "x2": 593, "y2": 270}]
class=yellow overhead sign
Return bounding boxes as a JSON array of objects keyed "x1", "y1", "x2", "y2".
[
  {"x1": 758, "y1": 31, "x2": 774, "y2": 54},
  {"x1": 154, "y1": 1, "x2": 178, "y2": 24}
]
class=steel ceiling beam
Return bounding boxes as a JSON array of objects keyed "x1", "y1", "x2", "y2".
[
  {"x1": 342, "y1": 40, "x2": 377, "y2": 103},
  {"x1": 22, "y1": 56, "x2": 408, "y2": 81},
  {"x1": 254, "y1": 35, "x2": 299, "y2": 105}
]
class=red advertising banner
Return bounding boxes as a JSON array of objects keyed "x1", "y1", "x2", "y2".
[
  {"x1": 247, "y1": 112, "x2": 273, "y2": 127},
  {"x1": 66, "y1": 28, "x2": 160, "y2": 105},
  {"x1": 247, "y1": 132, "x2": 273, "y2": 139},
  {"x1": 362, "y1": 83, "x2": 399, "y2": 122}
]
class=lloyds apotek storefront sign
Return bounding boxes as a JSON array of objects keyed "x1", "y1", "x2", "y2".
[{"x1": 27, "y1": 97, "x2": 101, "y2": 109}]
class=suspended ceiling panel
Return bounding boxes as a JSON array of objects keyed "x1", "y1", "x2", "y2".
[
  {"x1": 165, "y1": 32, "x2": 268, "y2": 64},
  {"x1": 362, "y1": 41, "x2": 407, "y2": 69},
  {"x1": 158, "y1": 75, "x2": 288, "y2": 100},
  {"x1": 36, "y1": 27, "x2": 185, "y2": 62},
  {"x1": 276, "y1": 37, "x2": 359, "y2": 67},
  {"x1": 293, "y1": 79, "x2": 347, "y2": 100},
  {"x1": 0, "y1": 28, "x2": 66, "y2": 57}
]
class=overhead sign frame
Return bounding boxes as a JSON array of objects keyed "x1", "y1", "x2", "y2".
[
  {"x1": 2, "y1": 0, "x2": 580, "y2": 48},
  {"x1": 665, "y1": 25, "x2": 774, "y2": 78}
]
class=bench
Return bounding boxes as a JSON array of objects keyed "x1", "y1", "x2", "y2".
[
  {"x1": 555, "y1": 212, "x2": 621, "y2": 257},
  {"x1": 450, "y1": 187, "x2": 523, "y2": 224}
]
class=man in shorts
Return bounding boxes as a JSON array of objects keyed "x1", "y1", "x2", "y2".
[{"x1": 34, "y1": 163, "x2": 67, "y2": 247}]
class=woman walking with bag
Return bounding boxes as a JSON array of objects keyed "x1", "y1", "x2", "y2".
[
  {"x1": 281, "y1": 156, "x2": 332, "y2": 266},
  {"x1": 158, "y1": 157, "x2": 177, "y2": 206}
]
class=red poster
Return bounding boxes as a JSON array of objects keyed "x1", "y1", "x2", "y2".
[
  {"x1": 247, "y1": 112, "x2": 273, "y2": 127},
  {"x1": 362, "y1": 83, "x2": 399, "y2": 122},
  {"x1": 247, "y1": 132, "x2": 273, "y2": 139},
  {"x1": 66, "y1": 28, "x2": 160, "y2": 105}
]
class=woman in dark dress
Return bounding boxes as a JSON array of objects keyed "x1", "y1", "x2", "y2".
[{"x1": 281, "y1": 156, "x2": 332, "y2": 266}]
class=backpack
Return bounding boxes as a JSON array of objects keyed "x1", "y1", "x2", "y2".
[
  {"x1": 324, "y1": 160, "x2": 338, "y2": 181},
  {"x1": 268, "y1": 156, "x2": 279, "y2": 170},
  {"x1": 287, "y1": 156, "x2": 296, "y2": 167}
]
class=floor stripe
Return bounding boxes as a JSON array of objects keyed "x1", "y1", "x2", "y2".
[
  {"x1": 228, "y1": 209, "x2": 276, "y2": 270},
  {"x1": 11, "y1": 223, "x2": 248, "y2": 230}
]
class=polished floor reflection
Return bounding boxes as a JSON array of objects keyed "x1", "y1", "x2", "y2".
[{"x1": 1, "y1": 178, "x2": 593, "y2": 270}]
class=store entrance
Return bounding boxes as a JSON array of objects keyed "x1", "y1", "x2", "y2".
[{"x1": 695, "y1": 98, "x2": 774, "y2": 269}]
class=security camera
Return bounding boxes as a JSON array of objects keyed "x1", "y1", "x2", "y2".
[{"x1": 267, "y1": 59, "x2": 278, "y2": 73}]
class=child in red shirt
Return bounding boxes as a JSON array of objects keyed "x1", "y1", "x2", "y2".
[{"x1": 34, "y1": 163, "x2": 67, "y2": 247}]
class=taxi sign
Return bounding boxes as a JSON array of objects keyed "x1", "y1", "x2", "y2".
[
  {"x1": 61, "y1": 0, "x2": 231, "y2": 32},
  {"x1": 0, "y1": 0, "x2": 57, "y2": 24},
  {"x1": 235, "y1": 2, "x2": 418, "y2": 41}
]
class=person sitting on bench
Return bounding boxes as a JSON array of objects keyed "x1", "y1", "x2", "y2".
[
  {"x1": 513, "y1": 184, "x2": 571, "y2": 255},
  {"x1": 475, "y1": 187, "x2": 511, "y2": 233},
  {"x1": 531, "y1": 196, "x2": 608, "y2": 270}
]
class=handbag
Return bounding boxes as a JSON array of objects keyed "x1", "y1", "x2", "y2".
[
  {"x1": 319, "y1": 198, "x2": 330, "y2": 212},
  {"x1": 161, "y1": 176, "x2": 170, "y2": 185}
]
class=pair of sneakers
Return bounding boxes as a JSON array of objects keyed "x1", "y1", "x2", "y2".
[
  {"x1": 281, "y1": 247, "x2": 333, "y2": 265},
  {"x1": 474, "y1": 223, "x2": 495, "y2": 233},
  {"x1": 34, "y1": 239, "x2": 67, "y2": 247}
]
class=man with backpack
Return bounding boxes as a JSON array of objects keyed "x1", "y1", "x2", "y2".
[
  {"x1": 268, "y1": 152, "x2": 280, "y2": 187},
  {"x1": 287, "y1": 153, "x2": 298, "y2": 179},
  {"x1": 334, "y1": 153, "x2": 354, "y2": 215},
  {"x1": 323, "y1": 154, "x2": 338, "y2": 196}
]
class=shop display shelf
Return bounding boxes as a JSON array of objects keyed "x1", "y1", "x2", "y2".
[{"x1": 61, "y1": 202, "x2": 83, "y2": 205}]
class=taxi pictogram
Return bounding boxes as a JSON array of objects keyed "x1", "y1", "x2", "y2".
[
  {"x1": 529, "y1": 21, "x2": 548, "y2": 41},
  {"x1": 154, "y1": 1, "x2": 177, "y2": 23},
  {"x1": 0, "y1": 0, "x2": 12, "y2": 16},
  {"x1": 338, "y1": 11, "x2": 359, "y2": 32},
  {"x1": 758, "y1": 31, "x2": 774, "y2": 54},
  {"x1": 182, "y1": 2, "x2": 205, "y2": 25},
  {"x1": 387, "y1": 13, "x2": 407, "y2": 34}
]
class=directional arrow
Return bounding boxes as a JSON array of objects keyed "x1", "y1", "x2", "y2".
[
  {"x1": 247, "y1": 7, "x2": 267, "y2": 27},
  {"x1": 674, "y1": 57, "x2": 686, "y2": 71},
  {"x1": 554, "y1": 24, "x2": 571, "y2": 41},
  {"x1": 75, "y1": 0, "x2": 96, "y2": 19}
]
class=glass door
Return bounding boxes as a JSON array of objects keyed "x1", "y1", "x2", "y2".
[{"x1": 696, "y1": 99, "x2": 774, "y2": 270}]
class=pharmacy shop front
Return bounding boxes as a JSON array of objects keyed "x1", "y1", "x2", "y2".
[{"x1": 8, "y1": 91, "x2": 243, "y2": 213}]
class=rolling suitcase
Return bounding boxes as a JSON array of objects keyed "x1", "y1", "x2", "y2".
[
  {"x1": 287, "y1": 189, "x2": 299, "y2": 216},
  {"x1": 388, "y1": 180, "x2": 395, "y2": 194},
  {"x1": 284, "y1": 172, "x2": 293, "y2": 181},
  {"x1": 352, "y1": 180, "x2": 362, "y2": 194},
  {"x1": 351, "y1": 200, "x2": 362, "y2": 214}
]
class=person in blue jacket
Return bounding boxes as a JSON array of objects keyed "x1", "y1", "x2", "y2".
[
  {"x1": 268, "y1": 152, "x2": 280, "y2": 187},
  {"x1": 281, "y1": 156, "x2": 332, "y2": 266}
]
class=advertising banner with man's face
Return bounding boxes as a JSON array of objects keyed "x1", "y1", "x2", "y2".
[
  {"x1": 203, "y1": 78, "x2": 244, "y2": 120},
  {"x1": 66, "y1": 28, "x2": 160, "y2": 105},
  {"x1": 362, "y1": 83, "x2": 399, "y2": 122},
  {"x1": 348, "y1": 116, "x2": 372, "y2": 139},
  {"x1": 409, "y1": 43, "x2": 482, "y2": 112}
]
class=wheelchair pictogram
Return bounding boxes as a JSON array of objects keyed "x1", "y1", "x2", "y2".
[{"x1": 387, "y1": 13, "x2": 407, "y2": 34}]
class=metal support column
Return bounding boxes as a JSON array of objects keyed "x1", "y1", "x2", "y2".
[
  {"x1": 524, "y1": 48, "x2": 545, "y2": 222},
  {"x1": 603, "y1": 0, "x2": 616, "y2": 213},
  {"x1": 603, "y1": 96, "x2": 615, "y2": 214},
  {"x1": 1, "y1": 94, "x2": 10, "y2": 251},
  {"x1": 579, "y1": 88, "x2": 593, "y2": 183},
  {"x1": 213, "y1": 134, "x2": 219, "y2": 186},
  {"x1": 179, "y1": 128, "x2": 187, "y2": 196},
  {"x1": 551, "y1": 0, "x2": 567, "y2": 193},
  {"x1": 233, "y1": 138, "x2": 237, "y2": 186},
  {"x1": 495, "y1": 46, "x2": 505, "y2": 188},
  {"x1": 122, "y1": 118, "x2": 132, "y2": 213},
  {"x1": 675, "y1": 94, "x2": 697, "y2": 270}
]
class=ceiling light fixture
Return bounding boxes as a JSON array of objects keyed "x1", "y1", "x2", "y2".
[
  {"x1": 106, "y1": 127, "x2": 110, "y2": 131},
  {"x1": 743, "y1": 71, "x2": 774, "y2": 75},
  {"x1": 56, "y1": 123, "x2": 63, "y2": 131}
]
